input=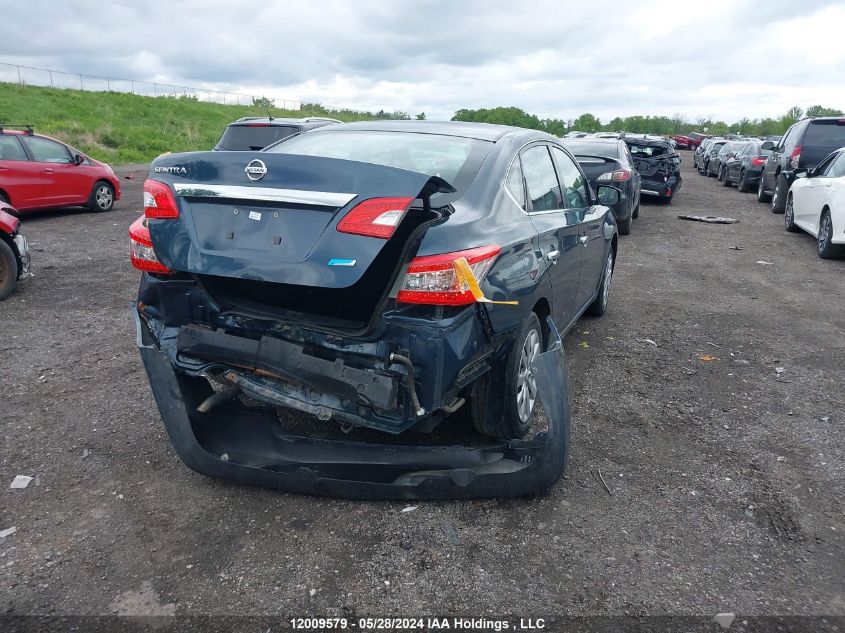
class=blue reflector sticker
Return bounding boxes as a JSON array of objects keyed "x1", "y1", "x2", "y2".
[{"x1": 328, "y1": 258, "x2": 357, "y2": 267}]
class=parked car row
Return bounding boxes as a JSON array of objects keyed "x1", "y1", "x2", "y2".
[{"x1": 694, "y1": 116, "x2": 845, "y2": 259}]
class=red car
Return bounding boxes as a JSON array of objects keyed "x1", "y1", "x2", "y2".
[
  {"x1": 0, "y1": 202, "x2": 30, "y2": 300},
  {"x1": 672, "y1": 135, "x2": 692, "y2": 149},
  {"x1": 0, "y1": 125, "x2": 120, "y2": 213}
]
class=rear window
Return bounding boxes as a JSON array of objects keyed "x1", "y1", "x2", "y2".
[
  {"x1": 627, "y1": 143, "x2": 669, "y2": 157},
  {"x1": 563, "y1": 141, "x2": 619, "y2": 159},
  {"x1": 804, "y1": 121, "x2": 845, "y2": 148},
  {"x1": 216, "y1": 124, "x2": 298, "y2": 150},
  {"x1": 267, "y1": 130, "x2": 490, "y2": 191}
]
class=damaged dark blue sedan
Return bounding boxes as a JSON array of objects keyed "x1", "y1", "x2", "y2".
[{"x1": 130, "y1": 121, "x2": 620, "y2": 499}]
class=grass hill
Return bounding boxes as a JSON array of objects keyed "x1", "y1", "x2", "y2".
[{"x1": 0, "y1": 83, "x2": 397, "y2": 164}]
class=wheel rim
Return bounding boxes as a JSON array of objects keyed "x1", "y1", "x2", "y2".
[
  {"x1": 96, "y1": 186, "x2": 112, "y2": 209},
  {"x1": 516, "y1": 328, "x2": 541, "y2": 424},
  {"x1": 772, "y1": 180, "x2": 779, "y2": 208},
  {"x1": 758, "y1": 177, "x2": 763, "y2": 197},
  {"x1": 0, "y1": 256, "x2": 7, "y2": 287},
  {"x1": 819, "y1": 214, "x2": 831, "y2": 248},
  {"x1": 785, "y1": 197, "x2": 793, "y2": 227},
  {"x1": 602, "y1": 252, "x2": 613, "y2": 308}
]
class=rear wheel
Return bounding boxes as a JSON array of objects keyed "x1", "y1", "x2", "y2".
[
  {"x1": 88, "y1": 181, "x2": 115, "y2": 212},
  {"x1": 722, "y1": 168, "x2": 732, "y2": 186},
  {"x1": 586, "y1": 249, "x2": 614, "y2": 317},
  {"x1": 771, "y1": 174, "x2": 788, "y2": 214},
  {"x1": 784, "y1": 194, "x2": 799, "y2": 232},
  {"x1": 617, "y1": 213, "x2": 632, "y2": 235},
  {"x1": 738, "y1": 170, "x2": 751, "y2": 193},
  {"x1": 818, "y1": 209, "x2": 844, "y2": 259},
  {"x1": 470, "y1": 311, "x2": 543, "y2": 439},
  {"x1": 0, "y1": 238, "x2": 19, "y2": 301},
  {"x1": 632, "y1": 202, "x2": 639, "y2": 219},
  {"x1": 757, "y1": 174, "x2": 771, "y2": 202}
]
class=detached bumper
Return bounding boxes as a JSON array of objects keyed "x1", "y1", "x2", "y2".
[
  {"x1": 136, "y1": 313, "x2": 570, "y2": 500},
  {"x1": 641, "y1": 174, "x2": 681, "y2": 199}
]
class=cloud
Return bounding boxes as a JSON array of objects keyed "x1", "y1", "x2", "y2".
[{"x1": 1, "y1": 0, "x2": 843, "y2": 122}]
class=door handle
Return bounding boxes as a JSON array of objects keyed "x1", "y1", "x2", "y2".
[
  {"x1": 546, "y1": 249, "x2": 560, "y2": 264},
  {"x1": 579, "y1": 235, "x2": 588, "y2": 246},
  {"x1": 42, "y1": 168, "x2": 54, "y2": 173}
]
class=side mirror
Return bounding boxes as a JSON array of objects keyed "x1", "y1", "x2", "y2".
[
  {"x1": 761, "y1": 141, "x2": 774, "y2": 151},
  {"x1": 596, "y1": 185, "x2": 621, "y2": 206},
  {"x1": 795, "y1": 169, "x2": 809, "y2": 179},
  {"x1": 74, "y1": 153, "x2": 86, "y2": 165}
]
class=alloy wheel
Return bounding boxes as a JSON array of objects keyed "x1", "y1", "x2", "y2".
[
  {"x1": 819, "y1": 214, "x2": 831, "y2": 250},
  {"x1": 785, "y1": 197, "x2": 794, "y2": 228},
  {"x1": 602, "y1": 251, "x2": 613, "y2": 309},
  {"x1": 515, "y1": 328, "x2": 540, "y2": 424},
  {"x1": 96, "y1": 185, "x2": 113, "y2": 210}
]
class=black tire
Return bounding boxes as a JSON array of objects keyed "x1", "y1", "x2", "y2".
[
  {"x1": 817, "y1": 209, "x2": 844, "y2": 259},
  {"x1": 0, "y1": 238, "x2": 19, "y2": 301},
  {"x1": 757, "y1": 174, "x2": 771, "y2": 202},
  {"x1": 738, "y1": 170, "x2": 751, "y2": 193},
  {"x1": 632, "y1": 202, "x2": 639, "y2": 219},
  {"x1": 586, "y1": 248, "x2": 614, "y2": 317},
  {"x1": 722, "y1": 168, "x2": 732, "y2": 186},
  {"x1": 88, "y1": 181, "x2": 115, "y2": 212},
  {"x1": 617, "y1": 213, "x2": 632, "y2": 235},
  {"x1": 784, "y1": 194, "x2": 799, "y2": 232},
  {"x1": 470, "y1": 311, "x2": 544, "y2": 439},
  {"x1": 771, "y1": 174, "x2": 788, "y2": 214},
  {"x1": 0, "y1": 191, "x2": 8, "y2": 204}
]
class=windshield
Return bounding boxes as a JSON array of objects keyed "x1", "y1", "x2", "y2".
[
  {"x1": 267, "y1": 130, "x2": 489, "y2": 190},
  {"x1": 804, "y1": 121, "x2": 845, "y2": 147}
]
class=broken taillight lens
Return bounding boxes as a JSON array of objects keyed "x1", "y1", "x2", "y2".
[
  {"x1": 129, "y1": 216, "x2": 171, "y2": 274},
  {"x1": 790, "y1": 146, "x2": 802, "y2": 169},
  {"x1": 397, "y1": 245, "x2": 499, "y2": 306},
  {"x1": 336, "y1": 197, "x2": 414, "y2": 239},
  {"x1": 143, "y1": 179, "x2": 179, "y2": 219}
]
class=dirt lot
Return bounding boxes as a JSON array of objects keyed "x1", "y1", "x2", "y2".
[{"x1": 1, "y1": 158, "x2": 843, "y2": 620}]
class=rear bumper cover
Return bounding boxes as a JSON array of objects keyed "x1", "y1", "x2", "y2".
[
  {"x1": 135, "y1": 311, "x2": 571, "y2": 500},
  {"x1": 640, "y1": 174, "x2": 681, "y2": 198}
]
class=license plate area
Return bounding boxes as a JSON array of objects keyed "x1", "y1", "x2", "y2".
[{"x1": 188, "y1": 201, "x2": 334, "y2": 261}]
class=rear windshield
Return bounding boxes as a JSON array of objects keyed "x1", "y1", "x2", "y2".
[
  {"x1": 216, "y1": 124, "x2": 298, "y2": 151},
  {"x1": 563, "y1": 141, "x2": 619, "y2": 159},
  {"x1": 627, "y1": 143, "x2": 670, "y2": 157},
  {"x1": 267, "y1": 130, "x2": 490, "y2": 191},
  {"x1": 804, "y1": 121, "x2": 845, "y2": 148}
]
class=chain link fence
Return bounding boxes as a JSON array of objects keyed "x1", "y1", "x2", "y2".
[{"x1": 0, "y1": 62, "x2": 302, "y2": 110}]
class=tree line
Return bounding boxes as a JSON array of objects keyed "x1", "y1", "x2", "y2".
[{"x1": 451, "y1": 105, "x2": 844, "y2": 137}]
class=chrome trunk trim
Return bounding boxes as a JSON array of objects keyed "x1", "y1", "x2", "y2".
[{"x1": 173, "y1": 183, "x2": 357, "y2": 207}]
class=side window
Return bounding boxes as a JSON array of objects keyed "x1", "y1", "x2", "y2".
[
  {"x1": 22, "y1": 137, "x2": 71, "y2": 163},
  {"x1": 551, "y1": 147, "x2": 589, "y2": 209},
  {"x1": 824, "y1": 153, "x2": 845, "y2": 178},
  {"x1": 505, "y1": 156, "x2": 525, "y2": 209},
  {"x1": 521, "y1": 145, "x2": 562, "y2": 212},
  {"x1": 780, "y1": 124, "x2": 797, "y2": 151},
  {"x1": 0, "y1": 135, "x2": 28, "y2": 161},
  {"x1": 622, "y1": 143, "x2": 635, "y2": 167}
]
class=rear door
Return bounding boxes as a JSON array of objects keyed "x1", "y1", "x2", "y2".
[
  {"x1": 520, "y1": 144, "x2": 582, "y2": 327},
  {"x1": 552, "y1": 147, "x2": 603, "y2": 309},
  {"x1": 0, "y1": 134, "x2": 43, "y2": 208}
]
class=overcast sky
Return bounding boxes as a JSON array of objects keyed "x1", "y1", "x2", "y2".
[{"x1": 2, "y1": 0, "x2": 844, "y2": 122}]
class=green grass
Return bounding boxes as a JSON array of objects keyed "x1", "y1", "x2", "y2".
[{"x1": 0, "y1": 83, "x2": 392, "y2": 164}]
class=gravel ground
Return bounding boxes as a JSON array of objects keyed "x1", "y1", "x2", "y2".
[{"x1": 1, "y1": 158, "x2": 843, "y2": 619}]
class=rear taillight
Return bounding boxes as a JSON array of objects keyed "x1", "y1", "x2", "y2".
[
  {"x1": 337, "y1": 197, "x2": 414, "y2": 239},
  {"x1": 397, "y1": 245, "x2": 500, "y2": 306},
  {"x1": 143, "y1": 179, "x2": 179, "y2": 219},
  {"x1": 597, "y1": 169, "x2": 632, "y2": 182},
  {"x1": 129, "y1": 216, "x2": 171, "y2": 274},
  {"x1": 790, "y1": 146, "x2": 802, "y2": 169},
  {"x1": 245, "y1": 123, "x2": 270, "y2": 127},
  {"x1": 751, "y1": 156, "x2": 767, "y2": 166}
]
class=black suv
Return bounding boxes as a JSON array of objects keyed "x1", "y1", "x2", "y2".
[
  {"x1": 758, "y1": 117, "x2": 845, "y2": 213},
  {"x1": 213, "y1": 116, "x2": 341, "y2": 151}
]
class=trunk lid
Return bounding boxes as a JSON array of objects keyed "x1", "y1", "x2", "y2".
[
  {"x1": 572, "y1": 155, "x2": 622, "y2": 189},
  {"x1": 147, "y1": 152, "x2": 452, "y2": 289}
]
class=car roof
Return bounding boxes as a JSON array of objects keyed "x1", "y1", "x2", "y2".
[
  {"x1": 307, "y1": 120, "x2": 525, "y2": 142},
  {"x1": 228, "y1": 116, "x2": 341, "y2": 127}
]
